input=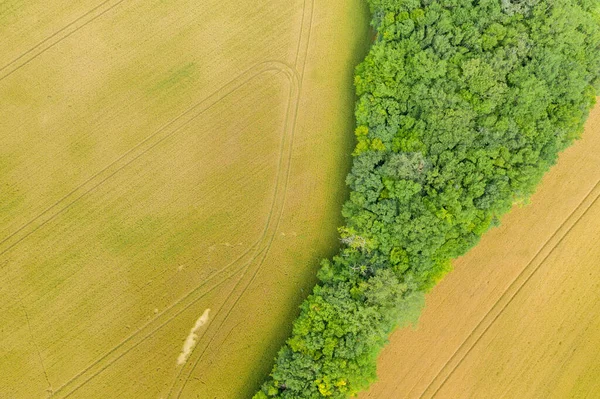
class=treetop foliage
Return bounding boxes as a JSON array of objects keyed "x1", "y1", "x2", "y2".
[{"x1": 255, "y1": 0, "x2": 600, "y2": 397}]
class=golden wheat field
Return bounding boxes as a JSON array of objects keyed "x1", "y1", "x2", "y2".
[
  {"x1": 360, "y1": 103, "x2": 600, "y2": 399},
  {"x1": 3, "y1": 1, "x2": 600, "y2": 399},
  {"x1": 0, "y1": 1, "x2": 370, "y2": 398}
]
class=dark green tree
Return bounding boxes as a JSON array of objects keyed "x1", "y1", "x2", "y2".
[{"x1": 256, "y1": 0, "x2": 600, "y2": 397}]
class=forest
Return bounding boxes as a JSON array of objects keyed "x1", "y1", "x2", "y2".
[{"x1": 255, "y1": 0, "x2": 600, "y2": 397}]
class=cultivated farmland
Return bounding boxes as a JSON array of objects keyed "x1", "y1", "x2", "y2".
[
  {"x1": 360, "y1": 103, "x2": 600, "y2": 398},
  {"x1": 0, "y1": 1, "x2": 370, "y2": 398}
]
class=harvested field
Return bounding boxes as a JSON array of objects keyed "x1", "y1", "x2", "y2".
[
  {"x1": 360, "y1": 103, "x2": 600, "y2": 398},
  {"x1": 0, "y1": 1, "x2": 370, "y2": 398}
]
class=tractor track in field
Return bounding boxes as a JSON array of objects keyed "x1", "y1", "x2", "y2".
[
  {"x1": 50, "y1": 61, "x2": 298, "y2": 398},
  {"x1": 416, "y1": 179, "x2": 600, "y2": 399},
  {"x1": 51, "y1": 243, "x2": 259, "y2": 398},
  {"x1": 3, "y1": 0, "x2": 314, "y2": 396},
  {"x1": 0, "y1": 61, "x2": 297, "y2": 260},
  {"x1": 0, "y1": 0, "x2": 127, "y2": 83},
  {"x1": 170, "y1": 1, "x2": 314, "y2": 396}
]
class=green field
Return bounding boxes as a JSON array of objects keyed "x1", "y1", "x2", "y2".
[{"x1": 0, "y1": 1, "x2": 370, "y2": 397}]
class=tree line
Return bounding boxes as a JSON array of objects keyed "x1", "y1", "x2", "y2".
[{"x1": 255, "y1": 0, "x2": 600, "y2": 397}]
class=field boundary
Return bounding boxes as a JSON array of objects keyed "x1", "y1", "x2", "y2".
[{"x1": 418, "y1": 179, "x2": 600, "y2": 398}]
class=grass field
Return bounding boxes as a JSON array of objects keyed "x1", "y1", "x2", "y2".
[
  {"x1": 360, "y1": 103, "x2": 600, "y2": 399},
  {"x1": 0, "y1": 1, "x2": 370, "y2": 398}
]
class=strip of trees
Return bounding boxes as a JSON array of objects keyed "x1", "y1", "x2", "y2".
[{"x1": 256, "y1": 0, "x2": 600, "y2": 397}]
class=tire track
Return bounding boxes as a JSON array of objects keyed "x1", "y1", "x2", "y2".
[
  {"x1": 168, "y1": 61, "x2": 299, "y2": 399},
  {"x1": 418, "y1": 179, "x2": 600, "y2": 399},
  {"x1": 170, "y1": 0, "x2": 314, "y2": 396},
  {"x1": 172, "y1": 216, "x2": 287, "y2": 399},
  {"x1": 168, "y1": 256, "x2": 264, "y2": 399},
  {"x1": 0, "y1": 61, "x2": 295, "y2": 261},
  {"x1": 11, "y1": 0, "x2": 312, "y2": 396},
  {"x1": 170, "y1": 110, "x2": 293, "y2": 397},
  {"x1": 0, "y1": 0, "x2": 127, "y2": 83},
  {"x1": 19, "y1": 298, "x2": 54, "y2": 397},
  {"x1": 50, "y1": 62, "x2": 299, "y2": 398},
  {"x1": 52, "y1": 242, "x2": 260, "y2": 398}
]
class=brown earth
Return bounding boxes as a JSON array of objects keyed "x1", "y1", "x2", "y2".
[{"x1": 360, "y1": 103, "x2": 600, "y2": 399}]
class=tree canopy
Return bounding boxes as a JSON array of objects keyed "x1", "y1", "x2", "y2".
[{"x1": 255, "y1": 0, "x2": 600, "y2": 397}]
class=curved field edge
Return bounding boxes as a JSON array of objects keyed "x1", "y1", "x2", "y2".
[{"x1": 255, "y1": 0, "x2": 600, "y2": 397}]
